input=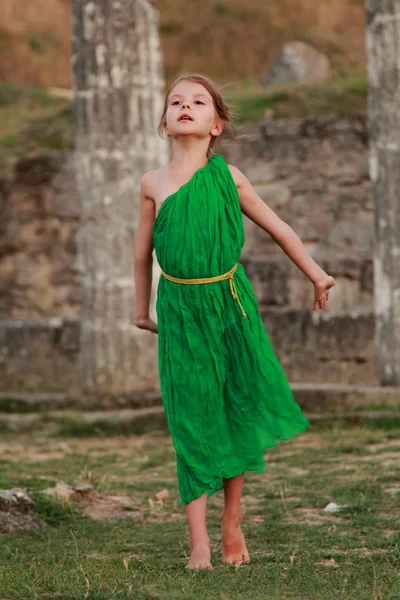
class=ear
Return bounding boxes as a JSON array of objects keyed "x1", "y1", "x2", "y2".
[
  {"x1": 210, "y1": 117, "x2": 224, "y2": 138},
  {"x1": 164, "y1": 121, "x2": 171, "y2": 137}
]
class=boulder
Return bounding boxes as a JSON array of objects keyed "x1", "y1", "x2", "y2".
[
  {"x1": 0, "y1": 487, "x2": 46, "y2": 534},
  {"x1": 261, "y1": 41, "x2": 331, "y2": 86}
]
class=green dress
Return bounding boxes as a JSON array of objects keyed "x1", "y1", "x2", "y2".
[{"x1": 152, "y1": 154, "x2": 310, "y2": 505}]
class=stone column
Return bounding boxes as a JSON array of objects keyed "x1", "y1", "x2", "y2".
[
  {"x1": 366, "y1": 0, "x2": 400, "y2": 385},
  {"x1": 71, "y1": 0, "x2": 168, "y2": 394}
]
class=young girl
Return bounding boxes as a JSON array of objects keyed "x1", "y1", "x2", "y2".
[{"x1": 134, "y1": 73, "x2": 335, "y2": 571}]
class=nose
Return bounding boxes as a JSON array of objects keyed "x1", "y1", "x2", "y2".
[{"x1": 182, "y1": 101, "x2": 191, "y2": 109}]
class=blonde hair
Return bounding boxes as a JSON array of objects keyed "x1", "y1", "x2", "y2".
[{"x1": 157, "y1": 73, "x2": 234, "y2": 157}]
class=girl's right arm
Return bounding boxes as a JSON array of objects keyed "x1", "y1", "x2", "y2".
[{"x1": 134, "y1": 173, "x2": 158, "y2": 334}]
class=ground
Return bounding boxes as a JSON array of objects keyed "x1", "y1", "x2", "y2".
[{"x1": 0, "y1": 415, "x2": 399, "y2": 599}]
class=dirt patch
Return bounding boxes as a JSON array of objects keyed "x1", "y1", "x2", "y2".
[
  {"x1": 366, "y1": 440, "x2": 400, "y2": 452},
  {"x1": 383, "y1": 529, "x2": 399, "y2": 536},
  {"x1": 285, "y1": 467, "x2": 309, "y2": 477},
  {"x1": 285, "y1": 507, "x2": 346, "y2": 525},
  {"x1": 144, "y1": 510, "x2": 186, "y2": 522},
  {"x1": 26, "y1": 452, "x2": 66, "y2": 462},
  {"x1": 324, "y1": 465, "x2": 357, "y2": 473},
  {"x1": 383, "y1": 484, "x2": 400, "y2": 495},
  {"x1": 80, "y1": 490, "x2": 142, "y2": 522},
  {"x1": 247, "y1": 515, "x2": 265, "y2": 525},
  {"x1": 242, "y1": 495, "x2": 261, "y2": 505},
  {"x1": 315, "y1": 558, "x2": 339, "y2": 568},
  {"x1": 291, "y1": 434, "x2": 330, "y2": 449},
  {"x1": 354, "y1": 451, "x2": 400, "y2": 467},
  {"x1": 360, "y1": 548, "x2": 389, "y2": 556}
]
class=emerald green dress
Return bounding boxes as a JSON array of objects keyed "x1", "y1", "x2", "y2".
[{"x1": 152, "y1": 154, "x2": 310, "y2": 505}]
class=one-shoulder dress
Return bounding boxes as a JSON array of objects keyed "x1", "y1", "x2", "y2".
[{"x1": 152, "y1": 154, "x2": 310, "y2": 505}]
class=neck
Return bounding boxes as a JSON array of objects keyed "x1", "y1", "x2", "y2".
[{"x1": 169, "y1": 138, "x2": 211, "y2": 173}]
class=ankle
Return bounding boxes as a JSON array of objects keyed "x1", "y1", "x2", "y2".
[
  {"x1": 222, "y1": 508, "x2": 242, "y2": 524},
  {"x1": 189, "y1": 534, "x2": 210, "y2": 547}
]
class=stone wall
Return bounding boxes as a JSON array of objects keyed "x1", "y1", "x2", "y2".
[
  {"x1": 0, "y1": 114, "x2": 378, "y2": 391},
  {"x1": 0, "y1": 153, "x2": 81, "y2": 319},
  {"x1": 219, "y1": 114, "x2": 373, "y2": 312}
]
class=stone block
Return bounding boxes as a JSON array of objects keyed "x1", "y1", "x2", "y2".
[
  {"x1": 241, "y1": 256, "x2": 289, "y2": 306},
  {"x1": 260, "y1": 308, "x2": 377, "y2": 384},
  {"x1": 328, "y1": 214, "x2": 373, "y2": 254}
]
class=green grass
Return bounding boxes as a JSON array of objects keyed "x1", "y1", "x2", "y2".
[
  {"x1": 0, "y1": 70, "x2": 368, "y2": 176},
  {"x1": 0, "y1": 420, "x2": 399, "y2": 599},
  {"x1": 225, "y1": 69, "x2": 367, "y2": 124},
  {"x1": 0, "y1": 82, "x2": 72, "y2": 175}
]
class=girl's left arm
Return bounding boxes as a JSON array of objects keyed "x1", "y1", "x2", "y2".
[{"x1": 229, "y1": 165, "x2": 335, "y2": 310}]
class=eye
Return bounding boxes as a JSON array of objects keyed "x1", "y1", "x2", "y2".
[
  {"x1": 194, "y1": 101, "x2": 204, "y2": 104},
  {"x1": 171, "y1": 100, "x2": 181, "y2": 105}
]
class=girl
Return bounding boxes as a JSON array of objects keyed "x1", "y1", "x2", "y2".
[{"x1": 134, "y1": 73, "x2": 335, "y2": 571}]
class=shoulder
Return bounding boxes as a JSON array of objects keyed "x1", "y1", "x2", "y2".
[
  {"x1": 140, "y1": 168, "x2": 164, "y2": 199},
  {"x1": 140, "y1": 169, "x2": 159, "y2": 187},
  {"x1": 227, "y1": 164, "x2": 249, "y2": 189}
]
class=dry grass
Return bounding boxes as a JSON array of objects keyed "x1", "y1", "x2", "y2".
[
  {"x1": 0, "y1": 0, "x2": 366, "y2": 88},
  {"x1": 0, "y1": 0, "x2": 70, "y2": 87}
]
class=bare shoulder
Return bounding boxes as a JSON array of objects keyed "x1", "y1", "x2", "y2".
[
  {"x1": 227, "y1": 164, "x2": 248, "y2": 188},
  {"x1": 140, "y1": 168, "x2": 164, "y2": 199}
]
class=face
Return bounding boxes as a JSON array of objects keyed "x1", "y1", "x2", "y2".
[{"x1": 163, "y1": 80, "x2": 223, "y2": 141}]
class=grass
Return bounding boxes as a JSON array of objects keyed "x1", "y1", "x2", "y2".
[
  {"x1": 0, "y1": 82, "x2": 72, "y2": 176},
  {"x1": 0, "y1": 418, "x2": 399, "y2": 599},
  {"x1": 0, "y1": 69, "x2": 367, "y2": 177},
  {"x1": 225, "y1": 69, "x2": 367, "y2": 124}
]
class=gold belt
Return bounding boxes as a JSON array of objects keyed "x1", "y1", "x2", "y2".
[{"x1": 160, "y1": 262, "x2": 247, "y2": 319}]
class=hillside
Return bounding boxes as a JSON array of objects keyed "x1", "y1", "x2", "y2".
[
  {"x1": 0, "y1": 0, "x2": 366, "y2": 88},
  {"x1": 0, "y1": 70, "x2": 368, "y2": 176}
]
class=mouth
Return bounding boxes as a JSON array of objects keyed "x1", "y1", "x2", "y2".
[{"x1": 178, "y1": 114, "x2": 193, "y2": 122}]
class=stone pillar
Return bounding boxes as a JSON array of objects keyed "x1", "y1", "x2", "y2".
[
  {"x1": 366, "y1": 0, "x2": 400, "y2": 385},
  {"x1": 71, "y1": 0, "x2": 168, "y2": 394}
]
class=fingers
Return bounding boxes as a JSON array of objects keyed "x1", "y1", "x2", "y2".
[
  {"x1": 313, "y1": 291, "x2": 330, "y2": 310},
  {"x1": 313, "y1": 276, "x2": 334, "y2": 310},
  {"x1": 319, "y1": 291, "x2": 329, "y2": 309}
]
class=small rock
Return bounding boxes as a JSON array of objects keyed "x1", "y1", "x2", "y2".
[
  {"x1": 71, "y1": 483, "x2": 95, "y2": 502},
  {"x1": 0, "y1": 487, "x2": 46, "y2": 534},
  {"x1": 58, "y1": 442, "x2": 71, "y2": 452},
  {"x1": 154, "y1": 489, "x2": 169, "y2": 501},
  {"x1": 73, "y1": 483, "x2": 94, "y2": 493},
  {"x1": 0, "y1": 488, "x2": 35, "y2": 512},
  {"x1": 323, "y1": 502, "x2": 349, "y2": 513}
]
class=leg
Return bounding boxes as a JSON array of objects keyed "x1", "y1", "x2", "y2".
[
  {"x1": 184, "y1": 492, "x2": 213, "y2": 570},
  {"x1": 221, "y1": 473, "x2": 251, "y2": 564}
]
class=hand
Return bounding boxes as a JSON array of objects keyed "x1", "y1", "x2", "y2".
[
  {"x1": 135, "y1": 317, "x2": 158, "y2": 334},
  {"x1": 312, "y1": 275, "x2": 335, "y2": 311}
]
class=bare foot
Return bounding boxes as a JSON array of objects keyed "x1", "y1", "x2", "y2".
[
  {"x1": 185, "y1": 537, "x2": 213, "y2": 571},
  {"x1": 221, "y1": 509, "x2": 251, "y2": 565}
]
